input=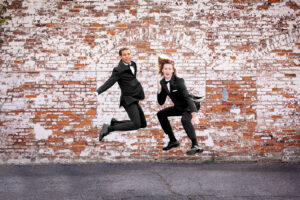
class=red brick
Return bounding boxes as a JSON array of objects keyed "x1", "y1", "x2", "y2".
[
  {"x1": 14, "y1": 61, "x2": 25, "y2": 64},
  {"x1": 236, "y1": 45, "x2": 250, "y2": 50},
  {"x1": 130, "y1": 9, "x2": 137, "y2": 14},
  {"x1": 74, "y1": 5, "x2": 84, "y2": 9},
  {"x1": 58, "y1": 81, "x2": 81, "y2": 85},
  {"x1": 57, "y1": 121, "x2": 70, "y2": 125},
  {"x1": 164, "y1": 49, "x2": 177, "y2": 53},
  {"x1": 272, "y1": 88, "x2": 282, "y2": 91},
  {"x1": 75, "y1": 64, "x2": 85, "y2": 67},
  {"x1": 257, "y1": 5, "x2": 269, "y2": 10},
  {"x1": 90, "y1": 23, "x2": 104, "y2": 27},
  {"x1": 285, "y1": 73, "x2": 296, "y2": 77},
  {"x1": 115, "y1": 24, "x2": 127, "y2": 28},
  {"x1": 242, "y1": 77, "x2": 252, "y2": 81},
  {"x1": 144, "y1": 20, "x2": 155, "y2": 24},
  {"x1": 107, "y1": 30, "x2": 115, "y2": 35},
  {"x1": 25, "y1": 94, "x2": 37, "y2": 98},
  {"x1": 86, "y1": 109, "x2": 97, "y2": 115},
  {"x1": 69, "y1": 9, "x2": 80, "y2": 13},
  {"x1": 47, "y1": 114, "x2": 58, "y2": 119},
  {"x1": 46, "y1": 24, "x2": 56, "y2": 27}
]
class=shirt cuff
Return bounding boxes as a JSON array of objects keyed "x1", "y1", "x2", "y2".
[{"x1": 94, "y1": 92, "x2": 98, "y2": 96}]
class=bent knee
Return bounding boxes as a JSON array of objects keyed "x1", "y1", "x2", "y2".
[{"x1": 133, "y1": 121, "x2": 142, "y2": 129}]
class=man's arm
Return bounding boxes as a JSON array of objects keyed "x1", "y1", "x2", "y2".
[
  {"x1": 84, "y1": 68, "x2": 120, "y2": 103},
  {"x1": 157, "y1": 80, "x2": 167, "y2": 105},
  {"x1": 96, "y1": 67, "x2": 120, "y2": 95}
]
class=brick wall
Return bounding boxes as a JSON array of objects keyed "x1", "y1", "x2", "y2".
[{"x1": 0, "y1": 0, "x2": 299, "y2": 164}]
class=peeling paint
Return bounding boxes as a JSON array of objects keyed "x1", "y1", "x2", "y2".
[
  {"x1": 34, "y1": 124, "x2": 52, "y2": 140},
  {"x1": 222, "y1": 88, "x2": 228, "y2": 102},
  {"x1": 230, "y1": 105, "x2": 241, "y2": 115}
]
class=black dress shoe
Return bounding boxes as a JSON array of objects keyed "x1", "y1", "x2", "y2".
[
  {"x1": 163, "y1": 141, "x2": 180, "y2": 151},
  {"x1": 99, "y1": 124, "x2": 110, "y2": 141},
  {"x1": 110, "y1": 118, "x2": 117, "y2": 126},
  {"x1": 186, "y1": 145, "x2": 204, "y2": 155}
]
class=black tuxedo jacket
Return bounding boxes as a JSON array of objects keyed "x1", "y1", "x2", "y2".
[
  {"x1": 157, "y1": 75, "x2": 197, "y2": 113},
  {"x1": 96, "y1": 60, "x2": 145, "y2": 107}
]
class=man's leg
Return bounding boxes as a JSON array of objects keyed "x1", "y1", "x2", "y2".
[
  {"x1": 182, "y1": 112, "x2": 204, "y2": 155},
  {"x1": 181, "y1": 112, "x2": 198, "y2": 146},
  {"x1": 110, "y1": 119, "x2": 131, "y2": 126},
  {"x1": 157, "y1": 106, "x2": 181, "y2": 143},
  {"x1": 137, "y1": 103, "x2": 147, "y2": 128},
  {"x1": 109, "y1": 102, "x2": 142, "y2": 132},
  {"x1": 110, "y1": 103, "x2": 146, "y2": 127}
]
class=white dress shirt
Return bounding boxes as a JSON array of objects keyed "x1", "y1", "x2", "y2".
[{"x1": 124, "y1": 62, "x2": 135, "y2": 74}]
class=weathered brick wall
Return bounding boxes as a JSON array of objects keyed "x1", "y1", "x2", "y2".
[{"x1": 0, "y1": 0, "x2": 299, "y2": 164}]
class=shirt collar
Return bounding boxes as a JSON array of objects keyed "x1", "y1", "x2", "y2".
[{"x1": 122, "y1": 61, "x2": 131, "y2": 66}]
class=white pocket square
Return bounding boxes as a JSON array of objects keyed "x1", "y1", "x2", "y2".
[{"x1": 172, "y1": 90, "x2": 178, "y2": 92}]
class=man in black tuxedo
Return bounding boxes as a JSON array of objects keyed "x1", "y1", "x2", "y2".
[
  {"x1": 84, "y1": 48, "x2": 147, "y2": 141},
  {"x1": 157, "y1": 56, "x2": 203, "y2": 155}
]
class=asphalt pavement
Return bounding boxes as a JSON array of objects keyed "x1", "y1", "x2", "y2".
[{"x1": 0, "y1": 162, "x2": 299, "y2": 200}]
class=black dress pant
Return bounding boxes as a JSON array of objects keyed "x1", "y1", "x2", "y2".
[
  {"x1": 157, "y1": 106, "x2": 198, "y2": 146},
  {"x1": 110, "y1": 102, "x2": 147, "y2": 131}
]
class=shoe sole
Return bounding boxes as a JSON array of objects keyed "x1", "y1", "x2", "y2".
[
  {"x1": 162, "y1": 143, "x2": 180, "y2": 151},
  {"x1": 186, "y1": 148, "x2": 204, "y2": 155}
]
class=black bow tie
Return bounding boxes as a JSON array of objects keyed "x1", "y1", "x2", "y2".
[{"x1": 164, "y1": 80, "x2": 170, "y2": 84}]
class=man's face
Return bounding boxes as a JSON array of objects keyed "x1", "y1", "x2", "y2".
[
  {"x1": 162, "y1": 63, "x2": 174, "y2": 80},
  {"x1": 120, "y1": 50, "x2": 132, "y2": 64}
]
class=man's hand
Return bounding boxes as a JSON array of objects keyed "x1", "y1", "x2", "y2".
[
  {"x1": 191, "y1": 112, "x2": 199, "y2": 124},
  {"x1": 84, "y1": 93, "x2": 96, "y2": 103}
]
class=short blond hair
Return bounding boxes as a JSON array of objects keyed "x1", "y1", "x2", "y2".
[{"x1": 157, "y1": 55, "x2": 177, "y2": 76}]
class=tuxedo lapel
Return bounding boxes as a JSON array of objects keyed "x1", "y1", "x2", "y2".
[
  {"x1": 133, "y1": 62, "x2": 137, "y2": 77},
  {"x1": 119, "y1": 60, "x2": 128, "y2": 71},
  {"x1": 170, "y1": 77, "x2": 175, "y2": 93}
]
